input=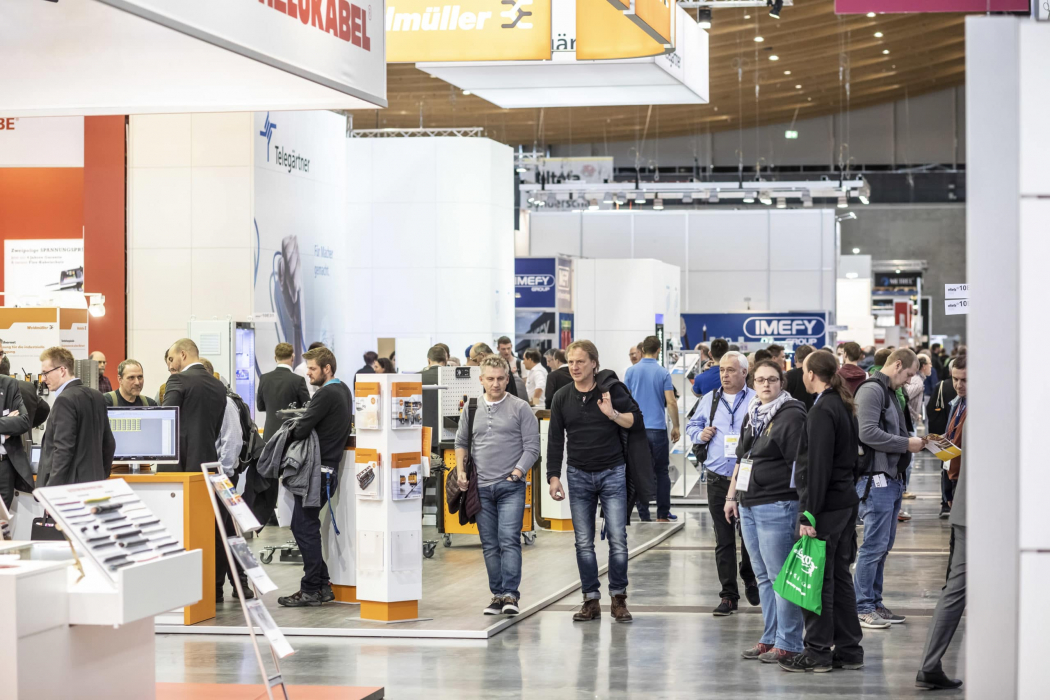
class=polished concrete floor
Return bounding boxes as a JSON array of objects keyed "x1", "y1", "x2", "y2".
[{"x1": 157, "y1": 456, "x2": 964, "y2": 698}]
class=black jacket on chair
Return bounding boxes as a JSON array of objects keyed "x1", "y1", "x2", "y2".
[
  {"x1": 257, "y1": 365, "x2": 310, "y2": 441},
  {"x1": 0, "y1": 376, "x2": 34, "y2": 492},
  {"x1": 37, "y1": 379, "x2": 116, "y2": 488},
  {"x1": 162, "y1": 364, "x2": 227, "y2": 472}
]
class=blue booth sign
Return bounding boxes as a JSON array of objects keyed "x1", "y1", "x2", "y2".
[
  {"x1": 516, "y1": 257, "x2": 573, "y2": 310},
  {"x1": 682, "y1": 312, "x2": 830, "y2": 349}
]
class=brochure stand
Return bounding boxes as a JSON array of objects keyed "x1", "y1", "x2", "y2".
[{"x1": 201, "y1": 462, "x2": 292, "y2": 700}]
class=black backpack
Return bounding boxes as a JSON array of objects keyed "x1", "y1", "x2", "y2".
[
  {"x1": 854, "y1": 376, "x2": 894, "y2": 502},
  {"x1": 227, "y1": 391, "x2": 264, "y2": 475}
]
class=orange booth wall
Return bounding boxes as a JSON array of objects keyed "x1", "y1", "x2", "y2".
[{"x1": 0, "y1": 116, "x2": 126, "y2": 376}]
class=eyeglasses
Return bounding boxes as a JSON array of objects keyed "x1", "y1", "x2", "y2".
[
  {"x1": 40, "y1": 366, "x2": 64, "y2": 378},
  {"x1": 754, "y1": 376, "x2": 781, "y2": 385}
]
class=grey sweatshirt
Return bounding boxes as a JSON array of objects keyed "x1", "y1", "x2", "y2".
[
  {"x1": 455, "y1": 393, "x2": 540, "y2": 487},
  {"x1": 855, "y1": 372, "x2": 911, "y2": 479}
]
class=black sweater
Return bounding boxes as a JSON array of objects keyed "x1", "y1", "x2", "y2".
[
  {"x1": 546, "y1": 380, "x2": 633, "y2": 480},
  {"x1": 292, "y1": 380, "x2": 352, "y2": 466},
  {"x1": 784, "y1": 367, "x2": 815, "y2": 411},
  {"x1": 735, "y1": 399, "x2": 807, "y2": 507},
  {"x1": 794, "y1": 389, "x2": 860, "y2": 522}
]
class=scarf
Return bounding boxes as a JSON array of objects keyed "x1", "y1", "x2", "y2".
[{"x1": 747, "y1": 390, "x2": 792, "y2": 436}]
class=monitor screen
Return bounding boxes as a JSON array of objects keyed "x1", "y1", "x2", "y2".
[{"x1": 107, "y1": 406, "x2": 180, "y2": 463}]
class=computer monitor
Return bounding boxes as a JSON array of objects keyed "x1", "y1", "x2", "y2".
[{"x1": 107, "y1": 406, "x2": 180, "y2": 464}]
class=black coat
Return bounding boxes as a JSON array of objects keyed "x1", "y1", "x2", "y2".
[
  {"x1": 794, "y1": 389, "x2": 860, "y2": 522},
  {"x1": 38, "y1": 379, "x2": 116, "y2": 487},
  {"x1": 162, "y1": 364, "x2": 227, "y2": 472},
  {"x1": 595, "y1": 369, "x2": 654, "y2": 519},
  {"x1": 257, "y1": 366, "x2": 310, "y2": 441},
  {"x1": 784, "y1": 367, "x2": 815, "y2": 411},
  {"x1": 0, "y1": 376, "x2": 34, "y2": 492},
  {"x1": 544, "y1": 366, "x2": 572, "y2": 410},
  {"x1": 735, "y1": 398, "x2": 807, "y2": 507}
]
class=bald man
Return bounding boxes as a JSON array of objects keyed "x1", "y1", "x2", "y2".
[
  {"x1": 89, "y1": 350, "x2": 112, "y2": 393},
  {"x1": 162, "y1": 338, "x2": 227, "y2": 473}
]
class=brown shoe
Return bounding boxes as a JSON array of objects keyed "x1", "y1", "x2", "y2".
[
  {"x1": 611, "y1": 594, "x2": 633, "y2": 623},
  {"x1": 572, "y1": 598, "x2": 601, "y2": 622}
]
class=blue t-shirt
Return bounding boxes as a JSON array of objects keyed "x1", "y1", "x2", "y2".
[
  {"x1": 692, "y1": 365, "x2": 721, "y2": 396},
  {"x1": 624, "y1": 358, "x2": 673, "y2": 430}
]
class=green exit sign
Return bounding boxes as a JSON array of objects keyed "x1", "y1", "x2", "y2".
[{"x1": 785, "y1": 130, "x2": 799, "y2": 139}]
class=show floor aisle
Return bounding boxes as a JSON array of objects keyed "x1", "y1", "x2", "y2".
[{"x1": 158, "y1": 458, "x2": 963, "y2": 698}]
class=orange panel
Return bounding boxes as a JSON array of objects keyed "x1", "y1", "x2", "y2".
[
  {"x1": 0, "y1": 168, "x2": 83, "y2": 242},
  {"x1": 360, "y1": 599, "x2": 418, "y2": 622},
  {"x1": 548, "y1": 518, "x2": 574, "y2": 531},
  {"x1": 184, "y1": 475, "x2": 217, "y2": 625},
  {"x1": 332, "y1": 584, "x2": 358, "y2": 603}
]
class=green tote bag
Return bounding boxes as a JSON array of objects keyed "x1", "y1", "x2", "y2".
[{"x1": 772, "y1": 511, "x2": 826, "y2": 614}]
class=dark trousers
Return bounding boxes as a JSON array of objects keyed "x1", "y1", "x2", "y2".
[
  {"x1": 0, "y1": 457, "x2": 16, "y2": 509},
  {"x1": 921, "y1": 524, "x2": 967, "y2": 674},
  {"x1": 940, "y1": 470, "x2": 956, "y2": 509},
  {"x1": 215, "y1": 473, "x2": 247, "y2": 592},
  {"x1": 802, "y1": 505, "x2": 864, "y2": 663},
  {"x1": 636, "y1": 429, "x2": 671, "y2": 520},
  {"x1": 291, "y1": 490, "x2": 330, "y2": 594},
  {"x1": 706, "y1": 472, "x2": 755, "y2": 600}
]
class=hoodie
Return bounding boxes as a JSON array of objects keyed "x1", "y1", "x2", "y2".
[
  {"x1": 838, "y1": 363, "x2": 868, "y2": 396},
  {"x1": 734, "y1": 398, "x2": 807, "y2": 507}
]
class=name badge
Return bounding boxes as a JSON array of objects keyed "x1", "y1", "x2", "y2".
[
  {"x1": 737, "y1": 459, "x2": 754, "y2": 492},
  {"x1": 872, "y1": 474, "x2": 888, "y2": 488},
  {"x1": 723, "y1": 434, "x2": 740, "y2": 457}
]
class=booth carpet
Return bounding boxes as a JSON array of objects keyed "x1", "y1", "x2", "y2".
[{"x1": 157, "y1": 520, "x2": 682, "y2": 640}]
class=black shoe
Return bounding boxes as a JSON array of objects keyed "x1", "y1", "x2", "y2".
[
  {"x1": 277, "y1": 590, "x2": 322, "y2": 607},
  {"x1": 780, "y1": 651, "x2": 832, "y2": 673},
  {"x1": 501, "y1": 596, "x2": 520, "y2": 615},
  {"x1": 713, "y1": 598, "x2": 738, "y2": 616},
  {"x1": 320, "y1": 583, "x2": 335, "y2": 603},
  {"x1": 916, "y1": 670, "x2": 963, "y2": 690},
  {"x1": 744, "y1": 582, "x2": 761, "y2": 607},
  {"x1": 483, "y1": 596, "x2": 504, "y2": 615},
  {"x1": 832, "y1": 655, "x2": 865, "y2": 670},
  {"x1": 215, "y1": 589, "x2": 224, "y2": 603},
  {"x1": 939, "y1": 505, "x2": 951, "y2": 520},
  {"x1": 232, "y1": 583, "x2": 255, "y2": 600}
]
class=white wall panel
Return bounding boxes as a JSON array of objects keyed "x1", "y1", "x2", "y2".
[
  {"x1": 191, "y1": 113, "x2": 251, "y2": 167},
  {"x1": 529, "y1": 212, "x2": 582, "y2": 258},
  {"x1": 130, "y1": 248, "x2": 191, "y2": 331},
  {"x1": 632, "y1": 214, "x2": 687, "y2": 268},
  {"x1": 345, "y1": 140, "x2": 374, "y2": 205},
  {"x1": 129, "y1": 114, "x2": 191, "y2": 168},
  {"x1": 371, "y1": 139, "x2": 437, "y2": 204},
  {"x1": 689, "y1": 270, "x2": 769, "y2": 313},
  {"x1": 769, "y1": 211, "x2": 824, "y2": 270},
  {"x1": 573, "y1": 258, "x2": 597, "y2": 337},
  {"x1": 372, "y1": 268, "x2": 438, "y2": 337},
  {"x1": 346, "y1": 202, "x2": 373, "y2": 269},
  {"x1": 130, "y1": 168, "x2": 192, "y2": 248},
  {"x1": 1020, "y1": 24, "x2": 1050, "y2": 197},
  {"x1": 1019, "y1": 552, "x2": 1050, "y2": 698},
  {"x1": 437, "y1": 268, "x2": 495, "y2": 333},
  {"x1": 436, "y1": 138, "x2": 495, "y2": 204},
  {"x1": 190, "y1": 248, "x2": 251, "y2": 319},
  {"x1": 593, "y1": 260, "x2": 653, "y2": 330},
  {"x1": 770, "y1": 271, "x2": 823, "y2": 312},
  {"x1": 688, "y1": 212, "x2": 769, "y2": 271},
  {"x1": 371, "y1": 203, "x2": 440, "y2": 269},
  {"x1": 436, "y1": 204, "x2": 494, "y2": 269},
  {"x1": 581, "y1": 213, "x2": 633, "y2": 259},
  {"x1": 190, "y1": 167, "x2": 251, "y2": 249}
]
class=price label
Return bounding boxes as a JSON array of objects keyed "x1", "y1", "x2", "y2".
[{"x1": 945, "y1": 299, "x2": 969, "y2": 316}]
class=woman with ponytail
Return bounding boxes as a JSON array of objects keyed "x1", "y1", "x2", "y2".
[{"x1": 779, "y1": 349, "x2": 865, "y2": 673}]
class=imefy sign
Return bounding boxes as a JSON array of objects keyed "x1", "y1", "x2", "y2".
[{"x1": 744, "y1": 316, "x2": 826, "y2": 339}]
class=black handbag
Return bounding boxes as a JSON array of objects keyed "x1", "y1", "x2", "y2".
[
  {"x1": 31, "y1": 513, "x2": 66, "y2": 541},
  {"x1": 691, "y1": 389, "x2": 723, "y2": 464}
]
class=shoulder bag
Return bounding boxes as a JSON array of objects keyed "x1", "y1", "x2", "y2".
[{"x1": 691, "y1": 389, "x2": 723, "y2": 465}]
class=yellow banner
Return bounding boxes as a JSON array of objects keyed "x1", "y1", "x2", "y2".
[
  {"x1": 386, "y1": 0, "x2": 552, "y2": 62},
  {"x1": 633, "y1": 0, "x2": 673, "y2": 44},
  {"x1": 577, "y1": 0, "x2": 667, "y2": 60}
]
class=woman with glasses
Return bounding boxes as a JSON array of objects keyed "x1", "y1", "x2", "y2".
[{"x1": 724, "y1": 360, "x2": 808, "y2": 666}]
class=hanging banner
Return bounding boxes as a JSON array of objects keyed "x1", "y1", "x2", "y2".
[
  {"x1": 577, "y1": 0, "x2": 668, "y2": 60},
  {"x1": 385, "y1": 0, "x2": 553, "y2": 62},
  {"x1": 835, "y1": 0, "x2": 1028, "y2": 12}
]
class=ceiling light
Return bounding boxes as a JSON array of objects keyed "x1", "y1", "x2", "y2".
[
  {"x1": 784, "y1": 70, "x2": 791, "y2": 75},
  {"x1": 769, "y1": 55, "x2": 779, "y2": 61},
  {"x1": 895, "y1": 268, "x2": 902, "y2": 274},
  {"x1": 846, "y1": 272, "x2": 859, "y2": 280},
  {"x1": 867, "y1": 12, "x2": 876, "y2": 17},
  {"x1": 743, "y1": 192, "x2": 756, "y2": 204},
  {"x1": 653, "y1": 198, "x2": 664, "y2": 211},
  {"x1": 874, "y1": 31, "x2": 883, "y2": 38},
  {"x1": 852, "y1": 247, "x2": 861, "y2": 254},
  {"x1": 708, "y1": 191, "x2": 719, "y2": 204},
  {"x1": 697, "y1": 8, "x2": 712, "y2": 29},
  {"x1": 837, "y1": 195, "x2": 848, "y2": 208},
  {"x1": 588, "y1": 199, "x2": 599, "y2": 211},
  {"x1": 776, "y1": 197, "x2": 786, "y2": 209},
  {"x1": 759, "y1": 191, "x2": 773, "y2": 206},
  {"x1": 768, "y1": 0, "x2": 784, "y2": 19},
  {"x1": 463, "y1": 90, "x2": 472, "y2": 95},
  {"x1": 744, "y1": 14, "x2": 751, "y2": 19},
  {"x1": 882, "y1": 49, "x2": 890, "y2": 55},
  {"x1": 754, "y1": 36, "x2": 765, "y2": 43},
  {"x1": 88, "y1": 294, "x2": 106, "y2": 318},
  {"x1": 795, "y1": 84, "x2": 802, "y2": 89},
  {"x1": 516, "y1": 166, "x2": 527, "y2": 173},
  {"x1": 603, "y1": 192, "x2": 614, "y2": 204}
]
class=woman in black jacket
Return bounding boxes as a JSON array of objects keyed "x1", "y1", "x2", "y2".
[
  {"x1": 725, "y1": 360, "x2": 807, "y2": 665},
  {"x1": 779, "y1": 350, "x2": 865, "y2": 674}
]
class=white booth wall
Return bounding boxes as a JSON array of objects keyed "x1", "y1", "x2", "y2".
[{"x1": 527, "y1": 210, "x2": 837, "y2": 316}]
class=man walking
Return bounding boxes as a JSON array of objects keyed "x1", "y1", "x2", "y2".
[
  {"x1": 455, "y1": 355, "x2": 539, "y2": 616},
  {"x1": 257, "y1": 342, "x2": 311, "y2": 442},
  {"x1": 686, "y1": 351, "x2": 760, "y2": 615},
  {"x1": 547, "y1": 340, "x2": 635, "y2": 623},
  {"x1": 278, "y1": 346, "x2": 351, "y2": 607},
  {"x1": 624, "y1": 336, "x2": 680, "y2": 522},
  {"x1": 103, "y1": 359, "x2": 158, "y2": 407},
  {"x1": 915, "y1": 356, "x2": 967, "y2": 691},
  {"x1": 853, "y1": 348, "x2": 926, "y2": 629},
  {"x1": 544, "y1": 349, "x2": 572, "y2": 409}
]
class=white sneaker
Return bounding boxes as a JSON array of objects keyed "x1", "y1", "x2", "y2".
[{"x1": 859, "y1": 611, "x2": 890, "y2": 629}]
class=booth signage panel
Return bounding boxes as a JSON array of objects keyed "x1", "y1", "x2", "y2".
[
  {"x1": 630, "y1": 0, "x2": 673, "y2": 44},
  {"x1": 515, "y1": 258, "x2": 557, "y2": 308},
  {"x1": 97, "y1": 0, "x2": 386, "y2": 103},
  {"x1": 835, "y1": 0, "x2": 1029, "y2": 11},
  {"x1": 0, "y1": 117, "x2": 84, "y2": 168},
  {"x1": 385, "y1": 0, "x2": 552, "y2": 62},
  {"x1": 682, "y1": 312, "x2": 829, "y2": 348},
  {"x1": 556, "y1": 256, "x2": 573, "y2": 312},
  {"x1": 576, "y1": 0, "x2": 667, "y2": 60},
  {"x1": 4, "y1": 239, "x2": 85, "y2": 309}
]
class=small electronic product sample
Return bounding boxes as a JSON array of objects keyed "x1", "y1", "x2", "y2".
[{"x1": 107, "y1": 405, "x2": 180, "y2": 464}]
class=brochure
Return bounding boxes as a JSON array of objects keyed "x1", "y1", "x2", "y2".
[
  {"x1": 246, "y1": 599, "x2": 295, "y2": 659},
  {"x1": 391, "y1": 381, "x2": 423, "y2": 429},
  {"x1": 207, "y1": 471, "x2": 262, "y2": 533},
  {"x1": 924, "y1": 434, "x2": 962, "y2": 462},
  {"x1": 355, "y1": 448, "x2": 382, "y2": 500},
  {"x1": 227, "y1": 536, "x2": 278, "y2": 594},
  {"x1": 391, "y1": 452, "x2": 423, "y2": 501},
  {"x1": 355, "y1": 381, "x2": 382, "y2": 430}
]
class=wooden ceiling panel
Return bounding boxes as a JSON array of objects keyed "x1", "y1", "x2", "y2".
[{"x1": 347, "y1": 1, "x2": 967, "y2": 147}]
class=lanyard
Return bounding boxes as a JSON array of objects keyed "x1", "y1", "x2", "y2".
[
  {"x1": 324, "y1": 378, "x2": 342, "y2": 386},
  {"x1": 947, "y1": 398, "x2": 967, "y2": 435},
  {"x1": 719, "y1": 392, "x2": 747, "y2": 430}
]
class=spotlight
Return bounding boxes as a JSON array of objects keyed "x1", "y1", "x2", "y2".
[
  {"x1": 516, "y1": 166, "x2": 526, "y2": 173},
  {"x1": 776, "y1": 197, "x2": 786, "y2": 209},
  {"x1": 874, "y1": 31, "x2": 883, "y2": 38},
  {"x1": 759, "y1": 191, "x2": 773, "y2": 206},
  {"x1": 754, "y1": 36, "x2": 765, "y2": 43},
  {"x1": 895, "y1": 268, "x2": 902, "y2": 274},
  {"x1": 708, "y1": 191, "x2": 719, "y2": 204},
  {"x1": 653, "y1": 198, "x2": 664, "y2": 211},
  {"x1": 463, "y1": 90, "x2": 472, "y2": 95},
  {"x1": 858, "y1": 181, "x2": 872, "y2": 205},
  {"x1": 603, "y1": 192, "x2": 614, "y2": 204},
  {"x1": 837, "y1": 194, "x2": 848, "y2": 208},
  {"x1": 802, "y1": 191, "x2": 813, "y2": 208},
  {"x1": 882, "y1": 49, "x2": 890, "y2": 55},
  {"x1": 769, "y1": 55, "x2": 780, "y2": 61},
  {"x1": 852, "y1": 247, "x2": 861, "y2": 254},
  {"x1": 846, "y1": 272, "x2": 859, "y2": 280},
  {"x1": 682, "y1": 193, "x2": 694, "y2": 204},
  {"x1": 867, "y1": 12, "x2": 876, "y2": 18},
  {"x1": 635, "y1": 192, "x2": 646, "y2": 204},
  {"x1": 697, "y1": 8, "x2": 712, "y2": 29},
  {"x1": 616, "y1": 191, "x2": 627, "y2": 204},
  {"x1": 588, "y1": 199, "x2": 599, "y2": 211},
  {"x1": 743, "y1": 192, "x2": 756, "y2": 204},
  {"x1": 88, "y1": 294, "x2": 106, "y2": 318},
  {"x1": 768, "y1": 0, "x2": 783, "y2": 19}
]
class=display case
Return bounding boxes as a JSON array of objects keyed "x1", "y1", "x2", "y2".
[{"x1": 670, "y1": 350, "x2": 706, "y2": 503}]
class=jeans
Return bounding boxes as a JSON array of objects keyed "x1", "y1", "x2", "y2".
[
  {"x1": 636, "y1": 429, "x2": 671, "y2": 520},
  {"x1": 290, "y1": 490, "x2": 330, "y2": 594},
  {"x1": 739, "y1": 500, "x2": 805, "y2": 653},
  {"x1": 567, "y1": 464, "x2": 628, "y2": 600},
  {"x1": 802, "y1": 505, "x2": 863, "y2": 663},
  {"x1": 706, "y1": 472, "x2": 756, "y2": 600},
  {"x1": 853, "y1": 476, "x2": 904, "y2": 613},
  {"x1": 476, "y1": 479, "x2": 527, "y2": 600}
]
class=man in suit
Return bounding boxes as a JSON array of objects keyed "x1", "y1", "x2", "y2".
[
  {"x1": 258, "y1": 342, "x2": 310, "y2": 442},
  {"x1": 37, "y1": 346, "x2": 115, "y2": 488},
  {"x1": 162, "y1": 338, "x2": 227, "y2": 473},
  {"x1": 0, "y1": 343, "x2": 33, "y2": 507}
]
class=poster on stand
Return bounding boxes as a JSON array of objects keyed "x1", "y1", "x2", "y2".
[
  {"x1": 355, "y1": 448, "x2": 382, "y2": 500},
  {"x1": 228, "y1": 536, "x2": 278, "y2": 594},
  {"x1": 207, "y1": 469, "x2": 262, "y2": 533},
  {"x1": 246, "y1": 599, "x2": 295, "y2": 659},
  {"x1": 391, "y1": 452, "x2": 423, "y2": 500},
  {"x1": 4, "y1": 239, "x2": 84, "y2": 308},
  {"x1": 391, "y1": 382, "x2": 423, "y2": 429},
  {"x1": 354, "y1": 382, "x2": 382, "y2": 429}
]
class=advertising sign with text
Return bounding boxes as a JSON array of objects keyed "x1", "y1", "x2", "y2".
[{"x1": 835, "y1": 0, "x2": 1028, "y2": 13}]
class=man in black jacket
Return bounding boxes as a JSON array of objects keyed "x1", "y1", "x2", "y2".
[
  {"x1": 37, "y1": 347, "x2": 116, "y2": 488},
  {"x1": 544, "y1": 349, "x2": 572, "y2": 410},
  {"x1": 257, "y1": 342, "x2": 310, "y2": 441},
  {"x1": 0, "y1": 345, "x2": 33, "y2": 507},
  {"x1": 162, "y1": 339, "x2": 227, "y2": 473},
  {"x1": 784, "y1": 345, "x2": 816, "y2": 410},
  {"x1": 278, "y1": 345, "x2": 351, "y2": 608}
]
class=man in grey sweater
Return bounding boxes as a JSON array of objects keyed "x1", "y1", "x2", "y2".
[
  {"x1": 854, "y1": 348, "x2": 927, "y2": 629},
  {"x1": 456, "y1": 354, "x2": 540, "y2": 616}
]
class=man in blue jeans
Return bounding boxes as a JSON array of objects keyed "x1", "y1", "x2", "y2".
[
  {"x1": 624, "y1": 335, "x2": 680, "y2": 522},
  {"x1": 456, "y1": 354, "x2": 540, "y2": 616},
  {"x1": 548, "y1": 340, "x2": 636, "y2": 623},
  {"x1": 853, "y1": 348, "x2": 927, "y2": 629}
]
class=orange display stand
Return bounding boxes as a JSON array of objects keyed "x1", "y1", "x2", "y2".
[{"x1": 111, "y1": 472, "x2": 216, "y2": 625}]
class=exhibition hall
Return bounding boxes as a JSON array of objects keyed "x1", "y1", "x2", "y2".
[{"x1": 0, "y1": 0, "x2": 1046, "y2": 698}]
